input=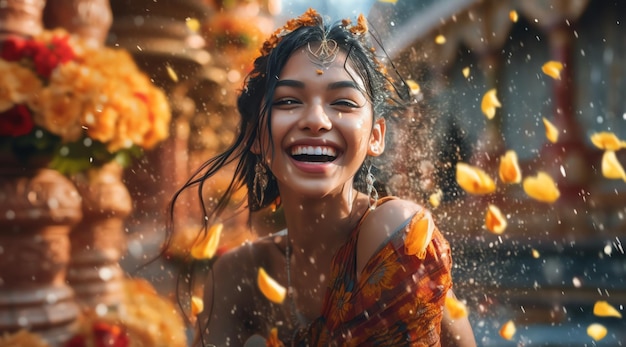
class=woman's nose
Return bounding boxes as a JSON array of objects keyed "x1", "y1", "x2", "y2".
[{"x1": 299, "y1": 103, "x2": 332, "y2": 133}]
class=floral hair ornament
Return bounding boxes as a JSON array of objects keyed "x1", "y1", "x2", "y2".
[{"x1": 258, "y1": 8, "x2": 369, "y2": 58}]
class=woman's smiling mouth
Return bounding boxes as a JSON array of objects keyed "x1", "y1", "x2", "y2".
[{"x1": 290, "y1": 145, "x2": 338, "y2": 163}]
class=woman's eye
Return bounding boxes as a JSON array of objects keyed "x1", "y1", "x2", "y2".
[
  {"x1": 332, "y1": 100, "x2": 359, "y2": 108},
  {"x1": 272, "y1": 99, "x2": 300, "y2": 107}
]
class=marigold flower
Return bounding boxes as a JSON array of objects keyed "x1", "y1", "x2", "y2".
[
  {"x1": 542, "y1": 60, "x2": 563, "y2": 80},
  {"x1": 499, "y1": 320, "x2": 516, "y2": 340},
  {"x1": 456, "y1": 162, "x2": 496, "y2": 194},
  {"x1": 587, "y1": 323, "x2": 607, "y2": 341},
  {"x1": 498, "y1": 150, "x2": 522, "y2": 184},
  {"x1": 542, "y1": 117, "x2": 559, "y2": 143},
  {"x1": 509, "y1": 10, "x2": 519, "y2": 22},
  {"x1": 481, "y1": 88, "x2": 501, "y2": 119},
  {"x1": 257, "y1": 267, "x2": 286, "y2": 304},
  {"x1": 590, "y1": 131, "x2": 626, "y2": 151},
  {"x1": 405, "y1": 210, "x2": 434, "y2": 259},
  {"x1": 445, "y1": 296, "x2": 468, "y2": 319},
  {"x1": 190, "y1": 223, "x2": 223, "y2": 260},
  {"x1": 593, "y1": 300, "x2": 622, "y2": 318},
  {"x1": 485, "y1": 204, "x2": 507, "y2": 234},
  {"x1": 523, "y1": 171, "x2": 560, "y2": 203},
  {"x1": 601, "y1": 150, "x2": 626, "y2": 181}
]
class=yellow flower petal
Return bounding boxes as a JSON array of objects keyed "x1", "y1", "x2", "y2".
[
  {"x1": 257, "y1": 267, "x2": 286, "y2": 304},
  {"x1": 593, "y1": 300, "x2": 622, "y2": 318},
  {"x1": 590, "y1": 131, "x2": 626, "y2": 151},
  {"x1": 185, "y1": 17, "x2": 200, "y2": 32},
  {"x1": 266, "y1": 327, "x2": 284, "y2": 347},
  {"x1": 406, "y1": 79, "x2": 421, "y2": 96},
  {"x1": 190, "y1": 223, "x2": 223, "y2": 260},
  {"x1": 531, "y1": 248, "x2": 540, "y2": 258},
  {"x1": 601, "y1": 150, "x2": 626, "y2": 181},
  {"x1": 542, "y1": 61, "x2": 564, "y2": 80},
  {"x1": 428, "y1": 189, "x2": 443, "y2": 208},
  {"x1": 456, "y1": 162, "x2": 497, "y2": 194},
  {"x1": 499, "y1": 320, "x2": 516, "y2": 340},
  {"x1": 166, "y1": 64, "x2": 179, "y2": 82},
  {"x1": 499, "y1": 150, "x2": 522, "y2": 184},
  {"x1": 405, "y1": 211, "x2": 434, "y2": 259},
  {"x1": 542, "y1": 117, "x2": 559, "y2": 143},
  {"x1": 378, "y1": 0, "x2": 398, "y2": 3},
  {"x1": 435, "y1": 34, "x2": 446, "y2": 45},
  {"x1": 462, "y1": 66, "x2": 470, "y2": 79},
  {"x1": 587, "y1": 323, "x2": 607, "y2": 341},
  {"x1": 445, "y1": 295, "x2": 469, "y2": 319},
  {"x1": 523, "y1": 171, "x2": 560, "y2": 203},
  {"x1": 191, "y1": 295, "x2": 204, "y2": 317},
  {"x1": 481, "y1": 88, "x2": 501, "y2": 119},
  {"x1": 485, "y1": 204, "x2": 507, "y2": 234},
  {"x1": 509, "y1": 10, "x2": 519, "y2": 22}
]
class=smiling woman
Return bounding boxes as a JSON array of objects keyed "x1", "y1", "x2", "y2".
[{"x1": 167, "y1": 8, "x2": 476, "y2": 347}]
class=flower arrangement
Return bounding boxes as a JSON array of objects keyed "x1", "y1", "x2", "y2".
[{"x1": 0, "y1": 29, "x2": 171, "y2": 174}]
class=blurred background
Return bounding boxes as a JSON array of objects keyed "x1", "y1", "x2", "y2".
[{"x1": 0, "y1": 0, "x2": 624, "y2": 346}]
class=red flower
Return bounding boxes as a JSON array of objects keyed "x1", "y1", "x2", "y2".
[
  {"x1": 64, "y1": 321, "x2": 129, "y2": 347},
  {"x1": 1, "y1": 37, "x2": 27, "y2": 61},
  {"x1": 27, "y1": 34, "x2": 76, "y2": 78},
  {"x1": 0, "y1": 105, "x2": 35, "y2": 137}
]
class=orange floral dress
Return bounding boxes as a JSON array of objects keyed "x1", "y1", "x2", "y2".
[{"x1": 290, "y1": 197, "x2": 452, "y2": 346}]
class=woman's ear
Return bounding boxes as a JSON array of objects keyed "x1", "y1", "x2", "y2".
[{"x1": 367, "y1": 118, "x2": 386, "y2": 157}]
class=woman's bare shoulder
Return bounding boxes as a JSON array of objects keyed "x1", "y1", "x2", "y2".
[{"x1": 356, "y1": 198, "x2": 425, "y2": 273}]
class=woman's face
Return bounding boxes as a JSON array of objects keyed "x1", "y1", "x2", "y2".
[{"x1": 258, "y1": 45, "x2": 385, "y2": 199}]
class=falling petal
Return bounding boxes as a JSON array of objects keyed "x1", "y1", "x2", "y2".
[
  {"x1": 590, "y1": 131, "x2": 626, "y2": 150},
  {"x1": 190, "y1": 223, "x2": 223, "y2": 260},
  {"x1": 542, "y1": 61, "x2": 564, "y2": 80},
  {"x1": 456, "y1": 162, "x2": 497, "y2": 194},
  {"x1": 542, "y1": 117, "x2": 559, "y2": 143},
  {"x1": 499, "y1": 150, "x2": 522, "y2": 184},
  {"x1": 485, "y1": 204, "x2": 507, "y2": 234},
  {"x1": 462, "y1": 67, "x2": 470, "y2": 78},
  {"x1": 523, "y1": 171, "x2": 560, "y2": 203},
  {"x1": 405, "y1": 211, "x2": 434, "y2": 259},
  {"x1": 587, "y1": 323, "x2": 607, "y2": 341},
  {"x1": 601, "y1": 150, "x2": 626, "y2": 180},
  {"x1": 509, "y1": 10, "x2": 519, "y2": 22},
  {"x1": 429, "y1": 189, "x2": 443, "y2": 208},
  {"x1": 191, "y1": 296, "x2": 204, "y2": 317},
  {"x1": 481, "y1": 88, "x2": 501, "y2": 119},
  {"x1": 378, "y1": 0, "x2": 398, "y2": 3},
  {"x1": 258, "y1": 267, "x2": 286, "y2": 304},
  {"x1": 166, "y1": 64, "x2": 179, "y2": 82},
  {"x1": 531, "y1": 249, "x2": 540, "y2": 258},
  {"x1": 406, "y1": 79, "x2": 421, "y2": 95},
  {"x1": 185, "y1": 17, "x2": 200, "y2": 32},
  {"x1": 499, "y1": 320, "x2": 516, "y2": 340},
  {"x1": 445, "y1": 295, "x2": 469, "y2": 319},
  {"x1": 435, "y1": 34, "x2": 446, "y2": 45},
  {"x1": 266, "y1": 327, "x2": 283, "y2": 347},
  {"x1": 593, "y1": 301, "x2": 623, "y2": 318}
]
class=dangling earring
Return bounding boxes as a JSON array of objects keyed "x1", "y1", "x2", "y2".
[
  {"x1": 253, "y1": 161, "x2": 268, "y2": 207},
  {"x1": 366, "y1": 164, "x2": 378, "y2": 210}
]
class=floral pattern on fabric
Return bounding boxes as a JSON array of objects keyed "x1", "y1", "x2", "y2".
[{"x1": 290, "y1": 198, "x2": 453, "y2": 346}]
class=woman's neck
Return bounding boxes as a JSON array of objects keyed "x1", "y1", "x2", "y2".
[{"x1": 278, "y1": 187, "x2": 368, "y2": 252}]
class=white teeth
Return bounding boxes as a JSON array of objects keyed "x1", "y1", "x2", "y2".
[{"x1": 291, "y1": 145, "x2": 337, "y2": 157}]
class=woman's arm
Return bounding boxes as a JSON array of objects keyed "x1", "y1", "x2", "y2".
[
  {"x1": 440, "y1": 290, "x2": 477, "y2": 347},
  {"x1": 195, "y1": 249, "x2": 259, "y2": 346}
]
